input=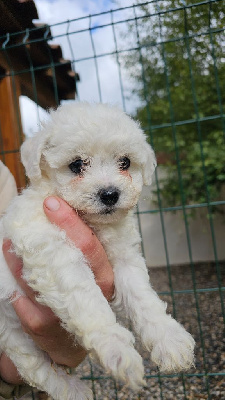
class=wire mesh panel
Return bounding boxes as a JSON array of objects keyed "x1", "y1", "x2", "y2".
[{"x1": 0, "y1": 0, "x2": 224, "y2": 399}]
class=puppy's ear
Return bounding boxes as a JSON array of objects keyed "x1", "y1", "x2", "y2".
[
  {"x1": 21, "y1": 132, "x2": 48, "y2": 183},
  {"x1": 141, "y1": 141, "x2": 157, "y2": 186}
]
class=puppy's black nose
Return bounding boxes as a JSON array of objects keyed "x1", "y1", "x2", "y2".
[{"x1": 98, "y1": 187, "x2": 120, "y2": 206}]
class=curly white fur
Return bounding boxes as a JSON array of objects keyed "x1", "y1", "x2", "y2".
[{"x1": 0, "y1": 103, "x2": 195, "y2": 400}]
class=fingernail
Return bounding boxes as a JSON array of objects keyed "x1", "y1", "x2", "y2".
[{"x1": 45, "y1": 197, "x2": 60, "y2": 211}]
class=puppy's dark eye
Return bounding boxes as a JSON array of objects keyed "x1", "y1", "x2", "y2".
[
  {"x1": 69, "y1": 159, "x2": 84, "y2": 174},
  {"x1": 118, "y1": 156, "x2": 130, "y2": 171}
]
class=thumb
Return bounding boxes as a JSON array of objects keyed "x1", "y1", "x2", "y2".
[{"x1": 43, "y1": 196, "x2": 114, "y2": 301}]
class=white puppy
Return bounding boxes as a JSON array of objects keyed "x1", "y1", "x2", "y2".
[{"x1": 0, "y1": 103, "x2": 194, "y2": 400}]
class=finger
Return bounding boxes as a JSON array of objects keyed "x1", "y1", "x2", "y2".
[
  {"x1": 9, "y1": 295, "x2": 87, "y2": 368},
  {"x1": 0, "y1": 353, "x2": 24, "y2": 384},
  {"x1": 43, "y1": 197, "x2": 114, "y2": 300},
  {"x1": 11, "y1": 294, "x2": 57, "y2": 335},
  {"x1": 43, "y1": 196, "x2": 97, "y2": 250},
  {"x1": 43, "y1": 196, "x2": 105, "y2": 274}
]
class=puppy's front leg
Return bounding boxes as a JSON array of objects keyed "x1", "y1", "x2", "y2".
[
  {"x1": 9, "y1": 221, "x2": 145, "y2": 390},
  {"x1": 112, "y1": 252, "x2": 195, "y2": 373}
]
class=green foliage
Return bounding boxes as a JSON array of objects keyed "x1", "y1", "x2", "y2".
[
  {"x1": 158, "y1": 131, "x2": 225, "y2": 208},
  {"x1": 123, "y1": 0, "x2": 225, "y2": 211}
]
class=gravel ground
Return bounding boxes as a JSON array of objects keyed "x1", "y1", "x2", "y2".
[{"x1": 24, "y1": 262, "x2": 224, "y2": 400}]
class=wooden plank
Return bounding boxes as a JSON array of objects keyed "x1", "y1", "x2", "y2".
[{"x1": 0, "y1": 75, "x2": 26, "y2": 190}]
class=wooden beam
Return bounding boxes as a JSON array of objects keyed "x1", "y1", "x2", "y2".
[
  {"x1": 0, "y1": 45, "x2": 77, "y2": 109},
  {"x1": 0, "y1": 75, "x2": 26, "y2": 190},
  {"x1": 0, "y1": 0, "x2": 77, "y2": 109}
]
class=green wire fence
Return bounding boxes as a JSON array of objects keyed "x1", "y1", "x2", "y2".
[{"x1": 0, "y1": 0, "x2": 224, "y2": 399}]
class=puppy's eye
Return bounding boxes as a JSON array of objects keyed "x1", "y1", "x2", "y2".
[
  {"x1": 118, "y1": 156, "x2": 130, "y2": 171},
  {"x1": 68, "y1": 159, "x2": 84, "y2": 174}
]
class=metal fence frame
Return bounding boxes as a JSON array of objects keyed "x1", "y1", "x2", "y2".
[{"x1": 0, "y1": 0, "x2": 224, "y2": 399}]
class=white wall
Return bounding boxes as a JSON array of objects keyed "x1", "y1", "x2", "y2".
[{"x1": 138, "y1": 179, "x2": 225, "y2": 268}]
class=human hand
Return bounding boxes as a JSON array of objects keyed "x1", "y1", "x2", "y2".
[{"x1": 0, "y1": 196, "x2": 114, "y2": 384}]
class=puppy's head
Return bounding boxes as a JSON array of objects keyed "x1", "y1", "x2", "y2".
[{"x1": 21, "y1": 103, "x2": 156, "y2": 223}]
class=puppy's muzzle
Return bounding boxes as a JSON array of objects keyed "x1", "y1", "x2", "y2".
[{"x1": 98, "y1": 186, "x2": 120, "y2": 207}]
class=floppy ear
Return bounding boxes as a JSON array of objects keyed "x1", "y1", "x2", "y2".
[
  {"x1": 141, "y1": 141, "x2": 157, "y2": 186},
  {"x1": 20, "y1": 132, "x2": 48, "y2": 183}
]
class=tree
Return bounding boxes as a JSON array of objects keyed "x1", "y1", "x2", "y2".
[{"x1": 122, "y1": 0, "x2": 225, "y2": 211}]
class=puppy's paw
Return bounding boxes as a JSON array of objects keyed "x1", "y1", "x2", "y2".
[
  {"x1": 151, "y1": 319, "x2": 195, "y2": 372},
  {"x1": 51, "y1": 374, "x2": 93, "y2": 400},
  {"x1": 96, "y1": 330, "x2": 145, "y2": 391},
  {"x1": 103, "y1": 342, "x2": 145, "y2": 390}
]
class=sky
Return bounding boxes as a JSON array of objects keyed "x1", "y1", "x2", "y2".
[
  {"x1": 35, "y1": 0, "x2": 120, "y2": 23},
  {"x1": 20, "y1": 0, "x2": 139, "y2": 136}
]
